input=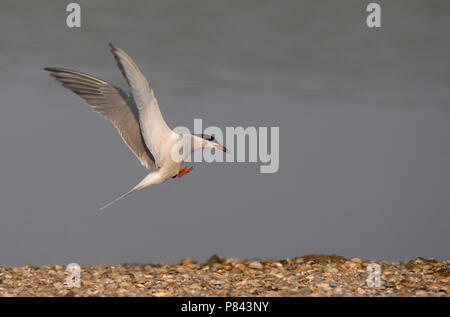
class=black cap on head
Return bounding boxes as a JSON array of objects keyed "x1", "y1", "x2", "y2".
[{"x1": 196, "y1": 134, "x2": 215, "y2": 141}]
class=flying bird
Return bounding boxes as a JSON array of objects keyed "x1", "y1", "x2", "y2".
[{"x1": 45, "y1": 44, "x2": 227, "y2": 210}]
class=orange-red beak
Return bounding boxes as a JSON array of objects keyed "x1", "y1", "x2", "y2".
[{"x1": 216, "y1": 145, "x2": 228, "y2": 153}]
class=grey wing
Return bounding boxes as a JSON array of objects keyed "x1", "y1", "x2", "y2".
[
  {"x1": 44, "y1": 67, "x2": 155, "y2": 170},
  {"x1": 109, "y1": 44, "x2": 174, "y2": 167}
]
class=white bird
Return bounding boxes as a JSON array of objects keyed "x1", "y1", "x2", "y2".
[{"x1": 45, "y1": 43, "x2": 227, "y2": 210}]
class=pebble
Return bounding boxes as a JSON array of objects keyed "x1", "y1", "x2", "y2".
[
  {"x1": 248, "y1": 261, "x2": 263, "y2": 270},
  {"x1": 0, "y1": 255, "x2": 447, "y2": 297},
  {"x1": 415, "y1": 290, "x2": 428, "y2": 297},
  {"x1": 180, "y1": 258, "x2": 195, "y2": 265}
]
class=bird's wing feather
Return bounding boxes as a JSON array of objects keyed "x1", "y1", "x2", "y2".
[
  {"x1": 109, "y1": 43, "x2": 173, "y2": 167},
  {"x1": 44, "y1": 67, "x2": 155, "y2": 170}
]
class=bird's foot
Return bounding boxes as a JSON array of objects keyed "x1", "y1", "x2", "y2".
[{"x1": 172, "y1": 167, "x2": 194, "y2": 178}]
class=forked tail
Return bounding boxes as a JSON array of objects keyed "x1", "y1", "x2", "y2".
[
  {"x1": 99, "y1": 189, "x2": 136, "y2": 210},
  {"x1": 99, "y1": 172, "x2": 164, "y2": 210}
]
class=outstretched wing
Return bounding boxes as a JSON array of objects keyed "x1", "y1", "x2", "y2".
[
  {"x1": 44, "y1": 67, "x2": 155, "y2": 170},
  {"x1": 110, "y1": 44, "x2": 174, "y2": 167}
]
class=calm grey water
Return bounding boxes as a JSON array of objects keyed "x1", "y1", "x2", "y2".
[{"x1": 0, "y1": 0, "x2": 449, "y2": 265}]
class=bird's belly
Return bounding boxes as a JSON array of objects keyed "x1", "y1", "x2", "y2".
[{"x1": 160, "y1": 159, "x2": 183, "y2": 178}]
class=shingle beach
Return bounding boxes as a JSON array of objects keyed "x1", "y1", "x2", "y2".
[{"x1": 1, "y1": 255, "x2": 448, "y2": 297}]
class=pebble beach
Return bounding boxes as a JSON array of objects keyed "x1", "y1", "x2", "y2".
[{"x1": 0, "y1": 255, "x2": 448, "y2": 297}]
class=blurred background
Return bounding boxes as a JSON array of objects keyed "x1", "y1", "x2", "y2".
[{"x1": 0, "y1": 0, "x2": 448, "y2": 265}]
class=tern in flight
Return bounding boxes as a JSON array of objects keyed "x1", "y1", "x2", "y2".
[{"x1": 45, "y1": 44, "x2": 227, "y2": 210}]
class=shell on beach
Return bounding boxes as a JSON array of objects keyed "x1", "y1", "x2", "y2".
[{"x1": 0, "y1": 255, "x2": 448, "y2": 297}]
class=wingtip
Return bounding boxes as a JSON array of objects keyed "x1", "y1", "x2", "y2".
[
  {"x1": 44, "y1": 67, "x2": 65, "y2": 74},
  {"x1": 44, "y1": 67, "x2": 61, "y2": 79},
  {"x1": 109, "y1": 43, "x2": 119, "y2": 52},
  {"x1": 109, "y1": 43, "x2": 121, "y2": 57}
]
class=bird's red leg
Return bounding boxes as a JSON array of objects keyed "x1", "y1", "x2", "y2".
[
  {"x1": 173, "y1": 168, "x2": 185, "y2": 178},
  {"x1": 178, "y1": 166, "x2": 194, "y2": 178},
  {"x1": 172, "y1": 168, "x2": 184, "y2": 178},
  {"x1": 173, "y1": 167, "x2": 194, "y2": 179},
  {"x1": 176, "y1": 168, "x2": 186, "y2": 178}
]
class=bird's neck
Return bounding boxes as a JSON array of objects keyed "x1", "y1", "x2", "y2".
[{"x1": 189, "y1": 134, "x2": 206, "y2": 152}]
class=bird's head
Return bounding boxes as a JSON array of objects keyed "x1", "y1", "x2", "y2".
[{"x1": 191, "y1": 134, "x2": 228, "y2": 153}]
